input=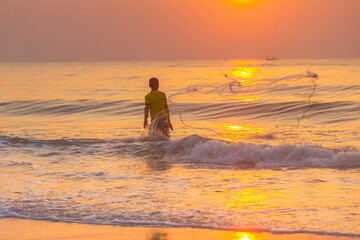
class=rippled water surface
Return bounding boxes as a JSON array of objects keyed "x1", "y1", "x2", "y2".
[{"x1": 0, "y1": 59, "x2": 359, "y2": 236}]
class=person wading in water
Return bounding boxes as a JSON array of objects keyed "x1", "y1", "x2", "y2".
[{"x1": 144, "y1": 77, "x2": 173, "y2": 137}]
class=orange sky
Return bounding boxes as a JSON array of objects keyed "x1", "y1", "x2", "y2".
[{"x1": 1, "y1": 0, "x2": 359, "y2": 61}]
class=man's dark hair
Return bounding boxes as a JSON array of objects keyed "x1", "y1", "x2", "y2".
[{"x1": 149, "y1": 77, "x2": 159, "y2": 90}]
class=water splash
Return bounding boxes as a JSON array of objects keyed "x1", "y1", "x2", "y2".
[{"x1": 141, "y1": 112, "x2": 171, "y2": 141}]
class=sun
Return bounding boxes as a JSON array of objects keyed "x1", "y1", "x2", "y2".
[{"x1": 224, "y1": 0, "x2": 262, "y2": 7}]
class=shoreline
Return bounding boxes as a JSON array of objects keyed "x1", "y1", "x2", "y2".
[{"x1": 1, "y1": 218, "x2": 359, "y2": 240}]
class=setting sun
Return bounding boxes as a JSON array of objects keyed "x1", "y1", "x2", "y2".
[{"x1": 224, "y1": 0, "x2": 262, "y2": 7}]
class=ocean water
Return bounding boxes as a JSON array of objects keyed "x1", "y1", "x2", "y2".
[{"x1": 0, "y1": 59, "x2": 359, "y2": 237}]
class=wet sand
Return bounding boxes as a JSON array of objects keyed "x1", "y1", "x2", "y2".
[{"x1": 0, "y1": 218, "x2": 358, "y2": 240}]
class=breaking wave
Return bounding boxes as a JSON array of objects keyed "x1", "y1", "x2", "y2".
[{"x1": 1, "y1": 135, "x2": 359, "y2": 169}]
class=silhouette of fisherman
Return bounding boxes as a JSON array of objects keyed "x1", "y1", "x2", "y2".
[{"x1": 144, "y1": 78, "x2": 173, "y2": 137}]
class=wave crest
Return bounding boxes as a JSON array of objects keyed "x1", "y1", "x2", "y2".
[
  {"x1": 166, "y1": 135, "x2": 360, "y2": 168},
  {"x1": 1, "y1": 134, "x2": 359, "y2": 169}
]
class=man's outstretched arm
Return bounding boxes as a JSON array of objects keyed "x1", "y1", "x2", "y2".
[
  {"x1": 165, "y1": 104, "x2": 173, "y2": 131},
  {"x1": 144, "y1": 104, "x2": 150, "y2": 128}
]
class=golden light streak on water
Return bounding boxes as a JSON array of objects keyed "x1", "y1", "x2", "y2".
[
  {"x1": 223, "y1": 124, "x2": 265, "y2": 142},
  {"x1": 230, "y1": 66, "x2": 258, "y2": 86},
  {"x1": 225, "y1": 192, "x2": 273, "y2": 210},
  {"x1": 234, "y1": 232, "x2": 257, "y2": 240},
  {"x1": 236, "y1": 97, "x2": 259, "y2": 101},
  {"x1": 231, "y1": 67, "x2": 257, "y2": 79},
  {"x1": 225, "y1": 124, "x2": 252, "y2": 131}
]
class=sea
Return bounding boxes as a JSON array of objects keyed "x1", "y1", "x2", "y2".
[{"x1": 0, "y1": 59, "x2": 359, "y2": 237}]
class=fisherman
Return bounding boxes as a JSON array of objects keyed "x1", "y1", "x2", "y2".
[{"x1": 143, "y1": 78, "x2": 173, "y2": 136}]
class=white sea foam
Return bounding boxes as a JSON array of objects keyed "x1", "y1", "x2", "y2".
[
  {"x1": 168, "y1": 135, "x2": 360, "y2": 168},
  {"x1": 1, "y1": 134, "x2": 359, "y2": 169},
  {"x1": 1, "y1": 208, "x2": 359, "y2": 238}
]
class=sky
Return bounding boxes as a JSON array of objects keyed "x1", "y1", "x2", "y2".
[{"x1": 1, "y1": 0, "x2": 359, "y2": 62}]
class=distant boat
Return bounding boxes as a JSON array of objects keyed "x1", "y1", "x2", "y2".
[{"x1": 266, "y1": 56, "x2": 278, "y2": 61}]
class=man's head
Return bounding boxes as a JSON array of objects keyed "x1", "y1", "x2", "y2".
[{"x1": 149, "y1": 77, "x2": 159, "y2": 91}]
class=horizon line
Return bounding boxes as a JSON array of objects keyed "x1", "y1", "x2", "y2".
[{"x1": 1, "y1": 57, "x2": 360, "y2": 64}]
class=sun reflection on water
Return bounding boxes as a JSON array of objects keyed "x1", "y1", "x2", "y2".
[
  {"x1": 230, "y1": 66, "x2": 259, "y2": 86},
  {"x1": 228, "y1": 66, "x2": 260, "y2": 111},
  {"x1": 234, "y1": 232, "x2": 256, "y2": 240},
  {"x1": 223, "y1": 124, "x2": 265, "y2": 142},
  {"x1": 236, "y1": 97, "x2": 259, "y2": 102},
  {"x1": 231, "y1": 67, "x2": 256, "y2": 78}
]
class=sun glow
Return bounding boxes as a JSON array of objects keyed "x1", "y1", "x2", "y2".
[{"x1": 225, "y1": 0, "x2": 262, "y2": 7}]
